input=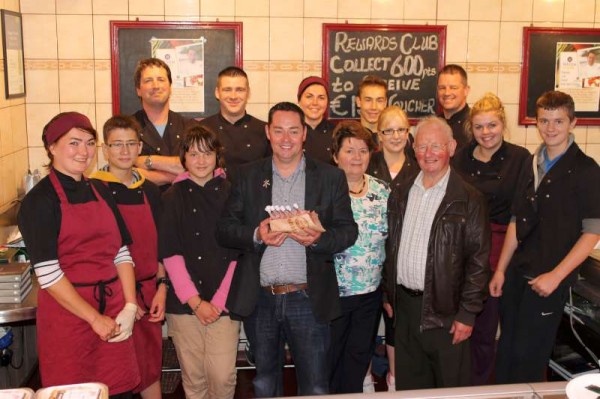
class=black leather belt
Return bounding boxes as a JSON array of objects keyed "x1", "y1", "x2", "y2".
[
  {"x1": 263, "y1": 283, "x2": 308, "y2": 295},
  {"x1": 400, "y1": 284, "x2": 423, "y2": 297}
]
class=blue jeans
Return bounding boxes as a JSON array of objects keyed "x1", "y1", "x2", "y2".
[{"x1": 244, "y1": 289, "x2": 330, "y2": 397}]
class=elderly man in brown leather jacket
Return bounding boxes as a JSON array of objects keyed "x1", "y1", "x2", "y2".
[{"x1": 382, "y1": 116, "x2": 490, "y2": 390}]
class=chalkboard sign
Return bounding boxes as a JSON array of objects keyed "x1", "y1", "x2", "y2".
[
  {"x1": 520, "y1": 27, "x2": 600, "y2": 126},
  {"x1": 323, "y1": 23, "x2": 446, "y2": 123},
  {"x1": 111, "y1": 21, "x2": 242, "y2": 119}
]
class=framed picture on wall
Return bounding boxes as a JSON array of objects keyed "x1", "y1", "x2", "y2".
[
  {"x1": 111, "y1": 21, "x2": 242, "y2": 119},
  {"x1": 322, "y1": 23, "x2": 446, "y2": 123},
  {"x1": 1, "y1": 10, "x2": 26, "y2": 99},
  {"x1": 520, "y1": 26, "x2": 600, "y2": 126}
]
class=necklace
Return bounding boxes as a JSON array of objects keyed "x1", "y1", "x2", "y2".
[{"x1": 349, "y1": 175, "x2": 366, "y2": 195}]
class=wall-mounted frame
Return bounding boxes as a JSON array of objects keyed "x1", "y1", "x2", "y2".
[
  {"x1": 323, "y1": 23, "x2": 446, "y2": 123},
  {"x1": 1, "y1": 10, "x2": 26, "y2": 99},
  {"x1": 111, "y1": 21, "x2": 242, "y2": 119},
  {"x1": 520, "y1": 27, "x2": 600, "y2": 126}
]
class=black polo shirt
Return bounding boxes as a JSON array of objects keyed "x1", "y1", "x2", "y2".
[
  {"x1": 304, "y1": 119, "x2": 336, "y2": 164},
  {"x1": 452, "y1": 140, "x2": 531, "y2": 225},
  {"x1": 159, "y1": 176, "x2": 237, "y2": 314},
  {"x1": 439, "y1": 104, "x2": 470, "y2": 152},
  {"x1": 510, "y1": 142, "x2": 600, "y2": 284},
  {"x1": 367, "y1": 146, "x2": 420, "y2": 191},
  {"x1": 199, "y1": 113, "x2": 270, "y2": 183},
  {"x1": 134, "y1": 109, "x2": 198, "y2": 157}
]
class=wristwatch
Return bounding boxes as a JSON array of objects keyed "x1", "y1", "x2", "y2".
[
  {"x1": 156, "y1": 277, "x2": 170, "y2": 290},
  {"x1": 144, "y1": 156, "x2": 154, "y2": 170}
]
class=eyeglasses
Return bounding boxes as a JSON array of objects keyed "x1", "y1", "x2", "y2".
[
  {"x1": 413, "y1": 143, "x2": 448, "y2": 154},
  {"x1": 381, "y1": 127, "x2": 409, "y2": 136},
  {"x1": 107, "y1": 141, "x2": 141, "y2": 150}
]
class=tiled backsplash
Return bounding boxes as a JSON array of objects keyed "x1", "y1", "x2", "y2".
[{"x1": 1, "y1": 0, "x2": 600, "y2": 212}]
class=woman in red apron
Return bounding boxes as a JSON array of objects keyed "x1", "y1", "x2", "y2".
[
  {"x1": 18, "y1": 112, "x2": 140, "y2": 399},
  {"x1": 91, "y1": 115, "x2": 165, "y2": 399},
  {"x1": 451, "y1": 94, "x2": 531, "y2": 385}
]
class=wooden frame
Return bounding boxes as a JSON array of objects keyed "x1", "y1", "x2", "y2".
[
  {"x1": 1, "y1": 10, "x2": 26, "y2": 99},
  {"x1": 323, "y1": 23, "x2": 446, "y2": 123},
  {"x1": 520, "y1": 26, "x2": 600, "y2": 126},
  {"x1": 110, "y1": 21, "x2": 242, "y2": 119}
]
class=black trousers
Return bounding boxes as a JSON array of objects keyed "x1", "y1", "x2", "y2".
[
  {"x1": 394, "y1": 286, "x2": 470, "y2": 390},
  {"x1": 329, "y1": 289, "x2": 382, "y2": 394},
  {"x1": 495, "y1": 267, "x2": 569, "y2": 383},
  {"x1": 470, "y1": 295, "x2": 500, "y2": 385}
]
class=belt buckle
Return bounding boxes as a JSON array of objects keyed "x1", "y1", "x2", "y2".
[{"x1": 271, "y1": 285, "x2": 276, "y2": 295}]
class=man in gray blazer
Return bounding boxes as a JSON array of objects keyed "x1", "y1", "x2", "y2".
[{"x1": 218, "y1": 102, "x2": 358, "y2": 397}]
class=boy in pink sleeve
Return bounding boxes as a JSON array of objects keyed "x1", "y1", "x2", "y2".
[{"x1": 159, "y1": 126, "x2": 240, "y2": 399}]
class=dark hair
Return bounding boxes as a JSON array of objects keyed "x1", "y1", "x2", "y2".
[
  {"x1": 42, "y1": 112, "x2": 97, "y2": 166},
  {"x1": 438, "y1": 64, "x2": 468, "y2": 86},
  {"x1": 103, "y1": 115, "x2": 142, "y2": 143},
  {"x1": 332, "y1": 120, "x2": 376, "y2": 156},
  {"x1": 179, "y1": 125, "x2": 224, "y2": 170},
  {"x1": 217, "y1": 66, "x2": 248, "y2": 86},
  {"x1": 535, "y1": 90, "x2": 575, "y2": 121},
  {"x1": 357, "y1": 75, "x2": 387, "y2": 97},
  {"x1": 267, "y1": 102, "x2": 306, "y2": 128},
  {"x1": 134, "y1": 58, "x2": 172, "y2": 89}
]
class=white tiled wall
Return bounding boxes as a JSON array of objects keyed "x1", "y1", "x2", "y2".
[
  {"x1": 0, "y1": 1, "x2": 28, "y2": 213},
  {"x1": 1, "y1": 0, "x2": 599, "y2": 212}
]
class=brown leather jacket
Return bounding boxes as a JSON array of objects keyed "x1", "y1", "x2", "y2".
[{"x1": 382, "y1": 169, "x2": 491, "y2": 330}]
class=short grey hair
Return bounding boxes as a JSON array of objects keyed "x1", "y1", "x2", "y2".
[{"x1": 413, "y1": 116, "x2": 453, "y2": 142}]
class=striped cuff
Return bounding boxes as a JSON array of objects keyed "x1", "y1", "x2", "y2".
[
  {"x1": 34, "y1": 259, "x2": 65, "y2": 289},
  {"x1": 114, "y1": 245, "x2": 134, "y2": 266}
]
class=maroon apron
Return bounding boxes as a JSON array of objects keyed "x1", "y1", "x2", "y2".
[
  {"x1": 117, "y1": 191, "x2": 162, "y2": 393},
  {"x1": 489, "y1": 223, "x2": 508, "y2": 271},
  {"x1": 37, "y1": 170, "x2": 140, "y2": 394}
]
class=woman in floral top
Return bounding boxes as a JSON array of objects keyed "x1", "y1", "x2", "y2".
[{"x1": 329, "y1": 120, "x2": 390, "y2": 394}]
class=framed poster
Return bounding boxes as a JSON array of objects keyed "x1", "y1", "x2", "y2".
[
  {"x1": 520, "y1": 27, "x2": 600, "y2": 126},
  {"x1": 1, "y1": 10, "x2": 26, "y2": 99},
  {"x1": 111, "y1": 21, "x2": 242, "y2": 119},
  {"x1": 323, "y1": 23, "x2": 446, "y2": 123}
]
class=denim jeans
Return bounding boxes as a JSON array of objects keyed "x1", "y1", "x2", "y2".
[{"x1": 244, "y1": 288, "x2": 330, "y2": 397}]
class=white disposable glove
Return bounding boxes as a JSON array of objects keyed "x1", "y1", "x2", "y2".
[{"x1": 108, "y1": 302, "x2": 137, "y2": 343}]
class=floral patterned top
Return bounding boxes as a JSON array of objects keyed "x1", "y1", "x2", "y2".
[{"x1": 334, "y1": 175, "x2": 389, "y2": 297}]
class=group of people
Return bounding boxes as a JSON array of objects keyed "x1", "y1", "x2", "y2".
[{"x1": 17, "y1": 57, "x2": 600, "y2": 399}]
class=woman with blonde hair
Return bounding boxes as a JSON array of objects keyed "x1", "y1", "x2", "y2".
[
  {"x1": 367, "y1": 105, "x2": 419, "y2": 391},
  {"x1": 368, "y1": 105, "x2": 419, "y2": 190},
  {"x1": 452, "y1": 93, "x2": 530, "y2": 385}
]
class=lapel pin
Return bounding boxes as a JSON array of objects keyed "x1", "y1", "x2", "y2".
[{"x1": 263, "y1": 179, "x2": 270, "y2": 188}]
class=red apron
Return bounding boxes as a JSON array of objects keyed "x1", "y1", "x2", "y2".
[
  {"x1": 37, "y1": 170, "x2": 140, "y2": 394},
  {"x1": 489, "y1": 223, "x2": 508, "y2": 271},
  {"x1": 117, "y1": 192, "x2": 162, "y2": 393}
]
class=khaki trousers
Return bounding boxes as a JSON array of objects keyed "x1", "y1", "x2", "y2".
[{"x1": 167, "y1": 313, "x2": 240, "y2": 399}]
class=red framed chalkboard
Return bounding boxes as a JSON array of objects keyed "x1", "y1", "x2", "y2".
[
  {"x1": 519, "y1": 27, "x2": 600, "y2": 126},
  {"x1": 111, "y1": 21, "x2": 242, "y2": 119},
  {"x1": 323, "y1": 23, "x2": 446, "y2": 123}
]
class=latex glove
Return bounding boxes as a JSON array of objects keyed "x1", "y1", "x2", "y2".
[{"x1": 108, "y1": 302, "x2": 137, "y2": 342}]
